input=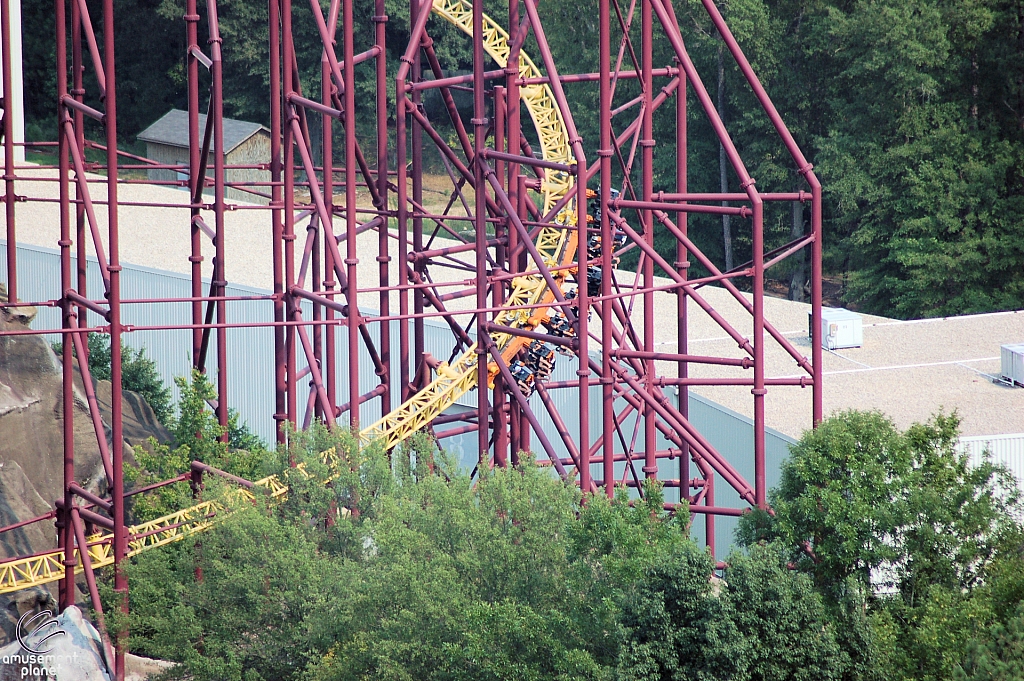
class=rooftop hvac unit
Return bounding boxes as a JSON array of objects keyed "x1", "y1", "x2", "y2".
[
  {"x1": 808, "y1": 308, "x2": 863, "y2": 350},
  {"x1": 1002, "y1": 344, "x2": 1024, "y2": 387}
]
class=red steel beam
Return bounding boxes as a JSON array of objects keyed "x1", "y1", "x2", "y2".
[{"x1": 0, "y1": 0, "x2": 827, "y2": 660}]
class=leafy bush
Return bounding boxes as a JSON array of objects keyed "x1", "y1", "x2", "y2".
[
  {"x1": 124, "y1": 371, "x2": 269, "y2": 525},
  {"x1": 53, "y1": 333, "x2": 173, "y2": 423}
]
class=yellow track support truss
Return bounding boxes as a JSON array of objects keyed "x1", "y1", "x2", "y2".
[
  {"x1": 359, "y1": 0, "x2": 581, "y2": 451},
  {"x1": 0, "y1": 453, "x2": 324, "y2": 595},
  {"x1": 0, "y1": 1, "x2": 583, "y2": 595},
  {"x1": 431, "y1": 0, "x2": 574, "y2": 211}
]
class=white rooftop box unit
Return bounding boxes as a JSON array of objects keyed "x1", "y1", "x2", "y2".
[
  {"x1": 1002, "y1": 344, "x2": 1024, "y2": 387},
  {"x1": 808, "y1": 308, "x2": 863, "y2": 350}
]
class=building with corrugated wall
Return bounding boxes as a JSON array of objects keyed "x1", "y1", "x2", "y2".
[
  {"x1": 137, "y1": 109, "x2": 271, "y2": 205},
  {"x1": 2, "y1": 239, "x2": 796, "y2": 553},
  {"x1": 959, "y1": 433, "x2": 1024, "y2": 488}
]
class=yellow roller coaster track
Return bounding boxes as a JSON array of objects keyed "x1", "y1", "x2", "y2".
[
  {"x1": 0, "y1": 0, "x2": 582, "y2": 595},
  {"x1": 430, "y1": 0, "x2": 574, "y2": 210},
  {"x1": 0, "y1": 453, "x2": 318, "y2": 595},
  {"x1": 359, "y1": 0, "x2": 579, "y2": 451}
]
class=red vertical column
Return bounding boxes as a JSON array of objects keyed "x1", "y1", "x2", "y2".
[
  {"x1": 1, "y1": 0, "x2": 15, "y2": 302},
  {"x1": 322, "y1": 36, "x2": 336, "y2": 416},
  {"x1": 493, "y1": 86, "x2": 508, "y2": 466},
  {"x1": 706, "y1": 473, "x2": 715, "y2": 555},
  {"x1": 472, "y1": 0, "x2": 490, "y2": 460},
  {"x1": 343, "y1": 0, "x2": 360, "y2": 427},
  {"x1": 270, "y1": 0, "x2": 286, "y2": 442},
  {"x1": 312, "y1": 225, "x2": 323, "y2": 423},
  {"x1": 101, "y1": 0, "x2": 127, "y2": 673},
  {"x1": 506, "y1": 0, "x2": 522, "y2": 463},
  {"x1": 396, "y1": 5, "x2": 411, "y2": 404},
  {"x1": 752, "y1": 194, "x2": 766, "y2": 509},
  {"x1": 208, "y1": 0, "x2": 229, "y2": 439},
  {"x1": 674, "y1": 52, "x2": 689, "y2": 506},
  {"x1": 374, "y1": 0, "x2": 390, "y2": 421},
  {"x1": 574, "y1": 141, "x2": 591, "y2": 493},
  {"x1": 410, "y1": 7, "x2": 425, "y2": 388},
  {"x1": 515, "y1": 174, "x2": 530, "y2": 455},
  {"x1": 317, "y1": 0, "x2": 340, "y2": 425},
  {"x1": 71, "y1": 0, "x2": 88, "y2": 330},
  {"x1": 598, "y1": 0, "x2": 614, "y2": 497},
  {"x1": 811, "y1": 184, "x2": 822, "y2": 424},
  {"x1": 641, "y1": 0, "x2": 656, "y2": 484},
  {"x1": 186, "y1": 0, "x2": 203, "y2": 375},
  {"x1": 54, "y1": 0, "x2": 76, "y2": 612},
  {"x1": 283, "y1": 0, "x2": 298, "y2": 429}
]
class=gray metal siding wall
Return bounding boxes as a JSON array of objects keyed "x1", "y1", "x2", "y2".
[
  {"x1": 685, "y1": 393, "x2": 795, "y2": 552},
  {"x1": 3, "y1": 240, "x2": 303, "y2": 443},
  {"x1": 438, "y1": 351, "x2": 796, "y2": 555},
  {"x1": 2, "y1": 240, "x2": 487, "y2": 443},
  {"x1": 959, "y1": 434, "x2": 1024, "y2": 487},
  {"x1": 4, "y1": 240, "x2": 795, "y2": 553}
]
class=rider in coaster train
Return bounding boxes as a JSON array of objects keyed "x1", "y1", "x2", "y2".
[{"x1": 584, "y1": 186, "x2": 626, "y2": 296}]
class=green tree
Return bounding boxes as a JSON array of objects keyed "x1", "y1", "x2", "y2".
[
  {"x1": 739, "y1": 410, "x2": 1024, "y2": 681},
  {"x1": 306, "y1": 450, "x2": 640, "y2": 681},
  {"x1": 725, "y1": 543, "x2": 850, "y2": 681},
  {"x1": 738, "y1": 411, "x2": 1021, "y2": 598},
  {"x1": 738, "y1": 410, "x2": 915, "y2": 591},
  {"x1": 617, "y1": 541, "x2": 856, "y2": 681},
  {"x1": 112, "y1": 502, "x2": 335, "y2": 681},
  {"x1": 951, "y1": 552, "x2": 1024, "y2": 680},
  {"x1": 798, "y1": 0, "x2": 1024, "y2": 317},
  {"x1": 124, "y1": 370, "x2": 267, "y2": 524},
  {"x1": 53, "y1": 333, "x2": 174, "y2": 423},
  {"x1": 616, "y1": 544, "x2": 750, "y2": 681},
  {"x1": 115, "y1": 429, "x2": 705, "y2": 680},
  {"x1": 958, "y1": 607, "x2": 1024, "y2": 681}
]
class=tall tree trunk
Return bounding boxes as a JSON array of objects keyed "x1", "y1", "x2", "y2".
[
  {"x1": 1018, "y1": 0, "x2": 1024, "y2": 130},
  {"x1": 718, "y1": 43, "x2": 733, "y2": 272},
  {"x1": 789, "y1": 199, "x2": 806, "y2": 302}
]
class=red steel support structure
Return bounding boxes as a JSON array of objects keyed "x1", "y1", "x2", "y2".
[{"x1": 0, "y1": 0, "x2": 822, "y2": 675}]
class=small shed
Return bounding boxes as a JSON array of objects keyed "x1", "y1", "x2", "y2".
[{"x1": 137, "y1": 109, "x2": 271, "y2": 205}]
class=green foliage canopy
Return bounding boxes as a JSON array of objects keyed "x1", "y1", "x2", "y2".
[
  {"x1": 110, "y1": 427, "x2": 856, "y2": 681},
  {"x1": 739, "y1": 410, "x2": 1024, "y2": 681}
]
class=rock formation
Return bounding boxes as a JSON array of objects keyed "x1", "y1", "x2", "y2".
[{"x1": 0, "y1": 284, "x2": 171, "y2": 652}]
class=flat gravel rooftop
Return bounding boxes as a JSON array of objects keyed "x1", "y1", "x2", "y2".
[{"x1": 11, "y1": 165, "x2": 1023, "y2": 439}]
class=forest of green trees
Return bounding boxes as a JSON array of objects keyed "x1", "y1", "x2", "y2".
[
  {"x1": 99, "y1": 376, "x2": 1024, "y2": 681},
  {"x1": 19, "y1": 0, "x2": 1024, "y2": 318}
]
